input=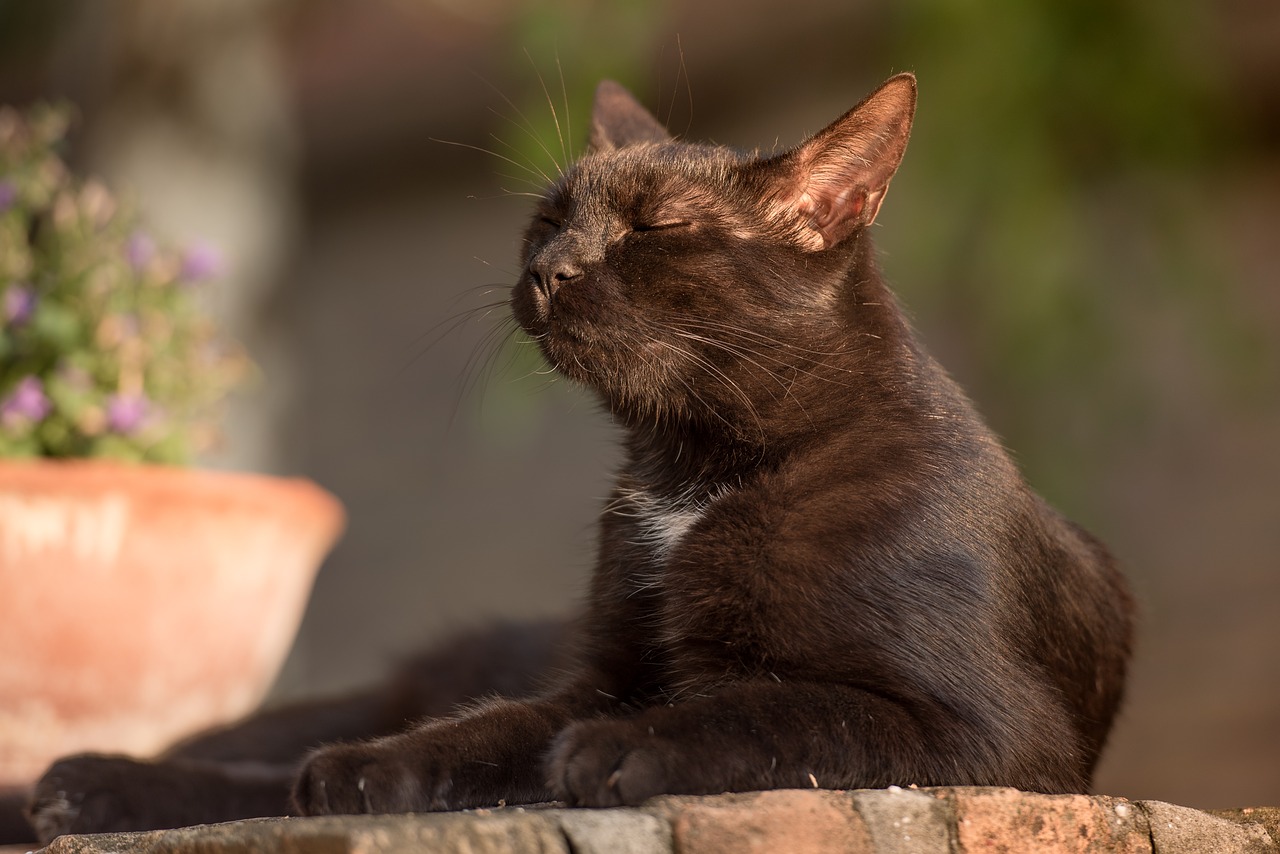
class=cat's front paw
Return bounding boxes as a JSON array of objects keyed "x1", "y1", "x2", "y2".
[
  {"x1": 293, "y1": 742, "x2": 438, "y2": 815},
  {"x1": 547, "y1": 720, "x2": 675, "y2": 808}
]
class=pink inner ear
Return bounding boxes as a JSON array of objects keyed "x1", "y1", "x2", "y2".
[
  {"x1": 801, "y1": 186, "x2": 865, "y2": 231},
  {"x1": 794, "y1": 179, "x2": 873, "y2": 249}
]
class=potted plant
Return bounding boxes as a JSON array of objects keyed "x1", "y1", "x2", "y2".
[{"x1": 0, "y1": 104, "x2": 344, "y2": 787}]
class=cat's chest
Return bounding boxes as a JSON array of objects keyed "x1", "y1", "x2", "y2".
[{"x1": 622, "y1": 487, "x2": 715, "y2": 565}]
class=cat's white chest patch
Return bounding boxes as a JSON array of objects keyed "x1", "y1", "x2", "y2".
[{"x1": 627, "y1": 488, "x2": 711, "y2": 563}]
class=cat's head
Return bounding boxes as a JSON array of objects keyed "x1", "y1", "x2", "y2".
[{"x1": 510, "y1": 74, "x2": 916, "y2": 436}]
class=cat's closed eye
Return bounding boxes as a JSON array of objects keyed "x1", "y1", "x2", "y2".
[{"x1": 630, "y1": 220, "x2": 690, "y2": 234}]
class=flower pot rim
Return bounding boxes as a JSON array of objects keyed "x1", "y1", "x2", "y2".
[{"x1": 0, "y1": 458, "x2": 346, "y2": 537}]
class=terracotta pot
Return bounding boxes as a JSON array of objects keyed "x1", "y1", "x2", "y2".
[{"x1": 0, "y1": 460, "x2": 344, "y2": 786}]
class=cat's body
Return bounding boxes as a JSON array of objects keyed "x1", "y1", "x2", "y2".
[{"x1": 17, "y1": 73, "x2": 1133, "y2": 843}]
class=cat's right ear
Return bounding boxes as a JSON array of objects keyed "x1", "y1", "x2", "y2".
[{"x1": 588, "y1": 80, "x2": 672, "y2": 153}]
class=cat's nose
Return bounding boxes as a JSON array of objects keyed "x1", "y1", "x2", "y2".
[{"x1": 529, "y1": 250, "x2": 582, "y2": 299}]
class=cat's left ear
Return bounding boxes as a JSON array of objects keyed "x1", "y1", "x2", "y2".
[
  {"x1": 589, "y1": 80, "x2": 672, "y2": 152},
  {"x1": 766, "y1": 73, "x2": 917, "y2": 249}
]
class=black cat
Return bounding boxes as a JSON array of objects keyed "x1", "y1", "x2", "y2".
[{"x1": 20, "y1": 72, "x2": 1133, "y2": 843}]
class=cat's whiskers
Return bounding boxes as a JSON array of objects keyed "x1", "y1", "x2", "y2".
[
  {"x1": 485, "y1": 120, "x2": 564, "y2": 185},
  {"x1": 662, "y1": 327, "x2": 801, "y2": 417},
  {"x1": 665, "y1": 365, "x2": 737, "y2": 434},
  {"x1": 472, "y1": 69, "x2": 568, "y2": 178},
  {"x1": 673, "y1": 34, "x2": 695, "y2": 139},
  {"x1": 670, "y1": 319, "x2": 858, "y2": 370},
  {"x1": 492, "y1": 184, "x2": 548, "y2": 200},
  {"x1": 663, "y1": 316, "x2": 866, "y2": 391},
  {"x1": 648, "y1": 338, "x2": 766, "y2": 440},
  {"x1": 461, "y1": 181, "x2": 547, "y2": 201},
  {"x1": 554, "y1": 53, "x2": 575, "y2": 164},
  {"x1": 678, "y1": 329, "x2": 821, "y2": 431},
  {"x1": 453, "y1": 317, "x2": 528, "y2": 424},
  {"x1": 401, "y1": 274, "x2": 532, "y2": 425},
  {"x1": 402, "y1": 294, "x2": 512, "y2": 369},
  {"x1": 648, "y1": 316, "x2": 856, "y2": 433},
  {"x1": 663, "y1": 327, "x2": 792, "y2": 396},
  {"x1": 571, "y1": 353, "x2": 593, "y2": 380},
  {"x1": 430, "y1": 137, "x2": 553, "y2": 189},
  {"x1": 526, "y1": 48, "x2": 570, "y2": 176},
  {"x1": 400, "y1": 286, "x2": 519, "y2": 418},
  {"x1": 671, "y1": 316, "x2": 859, "y2": 359}
]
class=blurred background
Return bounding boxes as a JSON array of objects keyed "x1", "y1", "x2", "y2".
[{"x1": 1, "y1": 0, "x2": 1276, "y2": 811}]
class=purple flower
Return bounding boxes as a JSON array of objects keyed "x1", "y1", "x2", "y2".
[
  {"x1": 0, "y1": 180, "x2": 17, "y2": 213},
  {"x1": 0, "y1": 376, "x2": 52, "y2": 428},
  {"x1": 105, "y1": 393, "x2": 151, "y2": 435},
  {"x1": 124, "y1": 230, "x2": 157, "y2": 272},
  {"x1": 179, "y1": 240, "x2": 225, "y2": 282},
  {"x1": 3, "y1": 285, "x2": 36, "y2": 326}
]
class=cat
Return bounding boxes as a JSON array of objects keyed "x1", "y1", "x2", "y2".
[{"x1": 18, "y1": 72, "x2": 1134, "y2": 843}]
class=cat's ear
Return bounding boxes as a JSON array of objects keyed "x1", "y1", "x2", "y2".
[
  {"x1": 767, "y1": 73, "x2": 917, "y2": 249},
  {"x1": 589, "y1": 80, "x2": 672, "y2": 152}
]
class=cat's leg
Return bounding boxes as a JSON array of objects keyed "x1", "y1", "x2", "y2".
[
  {"x1": 27, "y1": 619, "x2": 567, "y2": 842},
  {"x1": 546, "y1": 678, "x2": 1083, "y2": 807},
  {"x1": 167, "y1": 619, "x2": 569, "y2": 765},
  {"x1": 292, "y1": 687, "x2": 611, "y2": 815}
]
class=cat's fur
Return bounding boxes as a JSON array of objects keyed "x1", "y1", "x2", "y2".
[{"x1": 17, "y1": 73, "x2": 1133, "y2": 843}]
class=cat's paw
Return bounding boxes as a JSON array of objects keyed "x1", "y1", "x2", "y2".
[
  {"x1": 27, "y1": 753, "x2": 292, "y2": 843},
  {"x1": 547, "y1": 720, "x2": 674, "y2": 807},
  {"x1": 295, "y1": 701, "x2": 558, "y2": 815},
  {"x1": 293, "y1": 742, "x2": 436, "y2": 815},
  {"x1": 294, "y1": 737, "x2": 511, "y2": 815},
  {"x1": 28, "y1": 754, "x2": 163, "y2": 843}
]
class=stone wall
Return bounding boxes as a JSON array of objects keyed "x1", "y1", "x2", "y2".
[{"x1": 36, "y1": 788, "x2": 1280, "y2": 854}]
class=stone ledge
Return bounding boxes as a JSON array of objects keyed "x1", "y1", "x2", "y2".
[{"x1": 29, "y1": 788, "x2": 1280, "y2": 854}]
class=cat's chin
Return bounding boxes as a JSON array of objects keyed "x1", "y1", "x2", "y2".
[
  {"x1": 533, "y1": 319, "x2": 624, "y2": 383},
  {"x1": 533, "y1": 333, "x2": 602, "y2": 388},
  {"x1": 535, "y1": 341, "x2": 664, "y2": 421}
]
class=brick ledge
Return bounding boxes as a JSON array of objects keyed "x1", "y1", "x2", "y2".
[{"x1": 33, "y1": 787, "x2": 1280, "y2": 854}]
